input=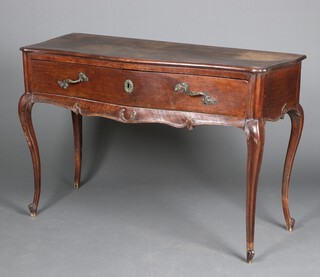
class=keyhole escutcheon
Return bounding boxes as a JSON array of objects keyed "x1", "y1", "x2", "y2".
[{"x1": 124, "y1": 79, "x2": 134, "y2": 94}]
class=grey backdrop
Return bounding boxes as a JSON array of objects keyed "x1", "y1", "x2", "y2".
[{"x1": 0, "y1": 1, "x2": 319, "y2": 276}]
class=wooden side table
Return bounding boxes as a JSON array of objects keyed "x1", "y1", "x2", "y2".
[{"x1": 18, "y1": 33, "x2": 305, "y2": 263}]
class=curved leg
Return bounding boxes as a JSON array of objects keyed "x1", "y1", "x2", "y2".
[
  {"x1": 18, "y1": 94, "x2": 41, "y2": 217},
  {"x1": 71, "y1": 111, "x2": 82, "y2": 189},
  {"x1": 244, "y1": 119, "x2": 265, "y2": 263},
  {"x1": 282, "y1": 104, "x2": 304, "y2": 232}
]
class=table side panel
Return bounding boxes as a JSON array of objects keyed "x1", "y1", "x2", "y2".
[{"x1": 263, "y1": 63, "x2": 302, "y2": 121}]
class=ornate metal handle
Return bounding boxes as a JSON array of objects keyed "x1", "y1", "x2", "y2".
[
  {"x1": 174, "y1": 82, "x2": 216, "y2": 105},
  {"x1": 119, "y1": 108, "x2": 137, "y2": 122},
  {"x1": 58, "y1": 72, "x2": 89, "y2": 89}
]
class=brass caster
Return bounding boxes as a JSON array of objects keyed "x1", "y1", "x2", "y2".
[
  {"x1": 28, "y1": 203, "x2": 38, "y2": 217},
  {"x1": 286, "y1": 218, "x2": 295, "y2": 232},
  {"x1": 247, "y1": 249, "x2": 255, "y2": 264}
]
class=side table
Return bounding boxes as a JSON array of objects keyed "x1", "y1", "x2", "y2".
[{"x1": 18, "y1": 33, "x2": 305, "y2": 263}]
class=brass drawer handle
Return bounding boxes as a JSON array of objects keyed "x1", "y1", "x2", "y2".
[
  {"x1": 119, "y1": 108, "x2": 137, "y2": 122},
  {"x1": 58, "y1": 72, "x2": 89, "y2": 89},
  {"x1": 174, "y1": 82, "x2": 217, "y2": 105}
]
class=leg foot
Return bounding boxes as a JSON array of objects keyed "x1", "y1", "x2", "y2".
[
  {"x1": 245, "y1": 119, "x2": 265, "y2": 264},
  {"x1": 247, "y1": 249, "x2": 255, "y2": 264},
  {"x1": 286, "y1": 217, "x2": 295, "y2": 232},
  {"x1": 73, "y1": 182, "x2": 79, "y2": 190},
  {"x1": 28, "y1": 203, "x2": 38, "y2": 217},
  {"x1": 282, "y1": 105, "x2": 303, "y2": 232},
  {"x1": 72, "y1": 111, "x2": 82, "y2": 189}
]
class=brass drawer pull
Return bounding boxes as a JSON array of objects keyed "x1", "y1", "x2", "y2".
[
  {"x1": 119, "y1": 108, "x2": 137, "y2": 122},
  {"x1": 174, "y1": 82, "x2": 217, "y2": 105},
  {"x1": 58, "y1": 72, "x2": 89, "y2": 89}
]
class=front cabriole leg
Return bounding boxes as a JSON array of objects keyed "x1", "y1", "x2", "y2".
[
  {"x1": 244, "y1": 119, "x2": 265, "y2": 263},
  {"x1": 282, "y1": 104, "x2": 304, "y2": 232},
  {"x1": 18, "y1": 93, "x2": 41, "y2": 217}
]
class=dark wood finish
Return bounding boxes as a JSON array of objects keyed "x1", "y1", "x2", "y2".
[
  {"x1": 71, "y1": 112, "x2": 82, "y2": 189},
  {"x1": 282, "y1": 104, "x2": 304, "y2": 232},
  {"x1": 18, "y1": 33, "x2": 306, "y2": 263},
  {"x1": 245, "y1": 119, "x2": 265, "y2": 263},
  {"x1": 263, "y1": 63, "x2": 302, "y2": 121},
  {"x1": 18, "y1": 93, "x2": 41, "y2": 217},
  {"x1": 29, "y1": 60, "x2": 249, "y2": 117},
  {"x1": 22, "y1": 33, "x2": 304, "y2": 72}
]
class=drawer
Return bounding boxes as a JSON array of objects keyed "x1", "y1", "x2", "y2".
[{"x1": 30, "y1": 60, "x2": 249, "y2": 117}]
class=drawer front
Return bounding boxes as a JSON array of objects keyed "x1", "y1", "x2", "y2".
[{"x1": 30, "y1": 60, "x2": 249, "y2": 117}]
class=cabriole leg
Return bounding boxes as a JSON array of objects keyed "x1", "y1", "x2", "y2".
[
  {"x1": 18, "y1": 93, "x2": 41, "y2": 217},
  {"x1": 282, "y1": 104, "x2": 304, "y2": 232},
  {"x1": 71, "y1": 111, "x2": 82, "y2": 189},
  {"x1": 245, "y1": 119, "x2": 265, "y2": 263}
]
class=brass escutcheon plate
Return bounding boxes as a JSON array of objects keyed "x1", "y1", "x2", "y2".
[{"x1": 124, "y1": 79, "x2": 134, "y2": 94}]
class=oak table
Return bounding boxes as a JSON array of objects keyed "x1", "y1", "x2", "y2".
[{"x1": 18, "y1": 33, "x2": 305, "y2": 263}]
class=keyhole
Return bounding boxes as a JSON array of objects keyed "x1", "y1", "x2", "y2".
[{"x1": 124, "y1": 79, "x2": 134, "y2": 94}]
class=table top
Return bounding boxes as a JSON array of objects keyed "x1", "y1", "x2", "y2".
[{"x1": 21, "y1": 33, "x2": 305, "y2": 73}]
